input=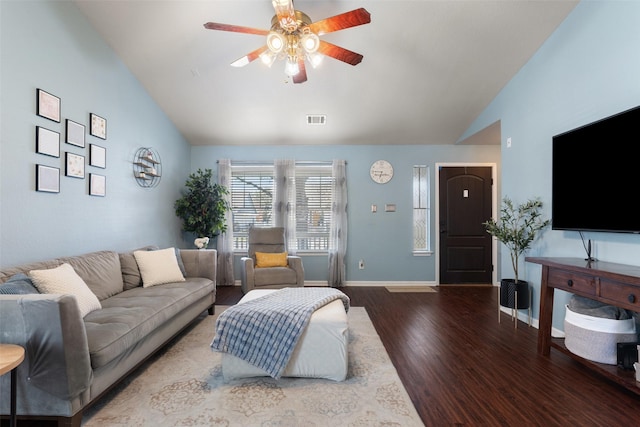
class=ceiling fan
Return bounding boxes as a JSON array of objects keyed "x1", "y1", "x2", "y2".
[{"x1": 204, "y1": 0, "x2": 371, "y2": 84}]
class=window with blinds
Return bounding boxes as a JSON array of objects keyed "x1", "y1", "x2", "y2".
[
  {"x1": 413, "y1": 165, "x2": 431, "y2": 254},
  {"x1": 230, "y1": 163, "x2": 333, "y2": 252},
  {"x1": 230, "y1": 166, "x2": 274, "y2": 251},
  {"x1": 294, "y1": 165, "x2": 332, "y2": 252}
]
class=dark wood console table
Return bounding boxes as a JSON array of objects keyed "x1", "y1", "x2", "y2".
[{"x1": 526, "y1": 257, "x2": 640, "y2": 395}]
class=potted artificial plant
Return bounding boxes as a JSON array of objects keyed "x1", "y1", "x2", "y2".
[
  {"x1": 483, "y1": 197, "x2": 550, "y2": 309},
  {"x1": 174, "y1": 168, "x2": 231, "y2": 248}
]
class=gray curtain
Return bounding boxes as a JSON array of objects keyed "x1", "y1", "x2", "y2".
[
  {"x1": 328, "y1": 159, "x2": 348, "y2": 287},
  {"x1": 273, "y1": 159, "x2": 297, "y2": 254},
  {"x1": 216, "y1": 159, "x2": 235, "y2": 286}
]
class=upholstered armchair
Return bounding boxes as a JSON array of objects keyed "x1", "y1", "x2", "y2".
[{"x1": 240, "y1": 227, "x2": 304, "y2": 294}]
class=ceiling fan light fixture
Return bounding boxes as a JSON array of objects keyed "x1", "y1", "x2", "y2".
[
  {"x1": 300, "y1": 32, "x2": 319, "y2": 53},
  {"x1": 307, "y1": 52, "x2": 323, "y2": 68},
  {"x1": 204, "y1": 3, "x2": 371, "y2": 84},
  {"x1": 284, "y1": 58, "x2": 299, "y2": 76},
  {"x1": 266, "y1": 31, "x2": 286, "y2": 53},
  {"x1": 260, "y1": 51, "x2": 277, "y2": 67}
]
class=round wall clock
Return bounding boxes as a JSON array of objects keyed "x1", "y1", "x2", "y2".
[{"x1": 370, "y1": 160, "x2": 393, "y2": 184}]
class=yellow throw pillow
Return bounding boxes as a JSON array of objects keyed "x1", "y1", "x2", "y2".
[{"x1": 255, "y1": 251, "x2": 288, "y2": 268}]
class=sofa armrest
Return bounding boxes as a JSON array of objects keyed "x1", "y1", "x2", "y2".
[
  {"x1": 240, "y1": 256, "x2": 255, "y2": 294},
  {"x1": 180, "y1": 249, "x2": 217, "y2": 282},
  {"x1": 287, "y1": 256, "x2": 305, "y2": 286},
  {"x1": 0, "y1": 294, "x2": 92, "y2": 401}
]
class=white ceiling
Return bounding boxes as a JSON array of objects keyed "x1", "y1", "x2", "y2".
[{"x1": 73, "y1": 0, "x2": 579, "y2": 146}]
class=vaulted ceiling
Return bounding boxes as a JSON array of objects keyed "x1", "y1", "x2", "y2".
[{"x1": 73, "y1": 0, "x2": 578, "y2": 146}]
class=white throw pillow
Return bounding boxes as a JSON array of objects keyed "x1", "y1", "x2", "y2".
[
  {"x1": 133, "y1": 247, "x2": 186, "y2": 288},
  {"x1": 29, "y1": 263, "x2": 102, "y2": 318}
]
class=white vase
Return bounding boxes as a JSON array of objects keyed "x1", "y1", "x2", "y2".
[{"x1": 194, "y1": 237, "x2": 209, "y2": 249}]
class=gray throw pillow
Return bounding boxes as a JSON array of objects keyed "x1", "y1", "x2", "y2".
[
  {"x1": 0, "y1": 273, "x2": 40, "y2": 294},
  {"x1": 174, "y1": 248, "x2": 187, "y2": 277}
]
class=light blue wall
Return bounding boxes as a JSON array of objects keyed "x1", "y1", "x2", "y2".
[
  {"x1": 191, "y1": 144, "x2": 500, "y2": 282},
  {"x1": 0, "y1": 1, "x2": 191, "y2": 267},
  {"x1": 462, "y1": 1, "x2": 640, "y2": 329}
]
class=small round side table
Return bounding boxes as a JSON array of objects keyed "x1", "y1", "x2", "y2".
[{"x1": 0, "y1": 344, "x2": 25, "y2": 427}]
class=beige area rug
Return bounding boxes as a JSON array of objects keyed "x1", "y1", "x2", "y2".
[
  {"x1": 82, "y1": 306, "x2": 424, "y2": 426},
  {"x1": 386, "y1": 286, "x2": 437, "y2": 293}
]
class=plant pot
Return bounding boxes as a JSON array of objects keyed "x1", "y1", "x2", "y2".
[{"x1": 500, "y1": 279, "x2": 530, "y2": 309}]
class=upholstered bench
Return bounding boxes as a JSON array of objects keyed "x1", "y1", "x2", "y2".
[{"x1": 221, "y1": 289, "x2": 349, "y2": 381}]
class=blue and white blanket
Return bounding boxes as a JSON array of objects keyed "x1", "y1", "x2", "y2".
[{"x1": 210, "y1": 287, "x2": 350, "y2": 379}]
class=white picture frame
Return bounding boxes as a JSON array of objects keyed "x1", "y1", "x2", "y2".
[
  {"x1": 36, "y1": 126, "x2": 60, "y2": 157},
  {"x1": 65, "y1": 152, "x2": 85, "y2": 179},
  {"x1": 36, "y1": 89, "x2": 60, "y2": 123},
  {"x1": 90, "y1": 173, "x2": 106, "y2": 196},
  {"x1": 36, "y1": 164, "x2": 60, "y2": 193},
  {"x1": 66, "y1": 119, "x2": 85, "y2": 148},
  {"x1": 90, "y1": 113, "x2": 107, "y2": 139},
  {"x1": 89, "y1": 144, "x2": 106, "y2": 168}
]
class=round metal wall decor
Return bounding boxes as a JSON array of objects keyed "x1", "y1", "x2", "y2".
[{"x1": 132, "y1": 147, "x2": 162, "y2": 188}]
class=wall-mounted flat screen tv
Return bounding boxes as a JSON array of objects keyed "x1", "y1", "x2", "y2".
[{"x1": 552, "y1": 105, "x2": 640, "y2": 233}]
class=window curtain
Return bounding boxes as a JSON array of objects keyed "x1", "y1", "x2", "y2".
[
  {"x1": 216, "y1": 159, "x2": 234, "y2": 286},
  {"x1": 328, "y1": 159, "x2": 348, "y2": 287},
  {"x1": 273, "y1": 159, "x2": 297, "y2": 254}
]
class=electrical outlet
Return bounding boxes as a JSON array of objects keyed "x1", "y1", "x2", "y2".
[{"x1": 358, "y1": 259, "x2": 365, "y2": 270}]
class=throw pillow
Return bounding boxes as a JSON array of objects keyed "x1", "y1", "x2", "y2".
[
  {"x1": 255, "y1": 251, "x2": 288, "y2": 268},
  {"x1": 119, "y1": 245, "x2": 162, "y2": 290},
  {"x1": 174, "y1": 248, "x2": 187, "y2": 277},
  {"x1": 0, "y1": 273, "x2": 40, "y2": 294},
  {"x1": 29, "y1": 263, "x2": 102, "y2": 318},
  {"x1": 119, "y1": 252, "x2": 142, "y2": 290},
  {"x1": 133, "y1": 247, "x2": 186, "y2": 288}
]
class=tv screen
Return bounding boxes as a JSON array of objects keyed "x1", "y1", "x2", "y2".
[{"x1": 552, "y1": 105, "x2": 640, "y2": 233}]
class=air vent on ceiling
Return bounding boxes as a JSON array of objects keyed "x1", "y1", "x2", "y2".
[{"x1": 306, "y1": 114, "x2": 326, "y2": 125}]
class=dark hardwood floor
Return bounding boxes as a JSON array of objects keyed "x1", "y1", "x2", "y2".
[
  {"x1": 6, "y1": 285, "x2": 638, "y2": 426},
  {"x1": 219, "y1": 285, "x2": 640, "y2": 426}
]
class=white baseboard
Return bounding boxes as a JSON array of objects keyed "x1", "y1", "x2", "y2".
[
  {"x1": 229, "y1": 280, "x2": 438, "y2": 287},
  {"x1": 229, "y1": 280, "x2": 330, "y2": 287},
  {"x1": 345, "y1": 281, "x2": 438, "y2": 287}
]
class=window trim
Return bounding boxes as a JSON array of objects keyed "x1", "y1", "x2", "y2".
[
  {"x1": 412, "y1": 164, "x2": 431, "y2": 256},
  {"x1": 229, "y1": 161, "x2": 333, "y2": 254}
]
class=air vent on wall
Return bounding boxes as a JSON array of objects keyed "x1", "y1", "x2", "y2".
[{"x1": 306, "y1": 114, "x2": 326, "y2": 125}]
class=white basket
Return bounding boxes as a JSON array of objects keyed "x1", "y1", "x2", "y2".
[{"x1": 564, "y1": 305, "x2": 637, "y2": 365}]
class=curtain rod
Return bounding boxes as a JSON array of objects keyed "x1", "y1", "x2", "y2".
[{"x1": 216, "y1": 160, "x2": 345, "y2": 165}]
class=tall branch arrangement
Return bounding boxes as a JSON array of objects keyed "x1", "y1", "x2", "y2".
[{"x1": 483, "y1": 197, "x2": 550, "y2": 283}]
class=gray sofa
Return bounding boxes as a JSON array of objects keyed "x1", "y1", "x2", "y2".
[{"x1": 0, "y1": 247, "x2": 216, "y2": 427}]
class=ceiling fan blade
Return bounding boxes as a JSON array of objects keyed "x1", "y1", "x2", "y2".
[
  {"x1": 231, "y1": 45, "x2": 269, "y2": 67},
  {"x1": 317, "y1": 41, "x2": 364, "y2": 66},
  {"x1": 292, "y1": 59, "x2": 307, "y2": 84},
  {"x1": 203, "y1": 22, "x2": 269, "y2": 36},
  {"x1": 308, "y1": 8, "x2": 371, "y2": 35},
  {"x1": 272, "y1": 0, "x2": 298, "y2": 31}
]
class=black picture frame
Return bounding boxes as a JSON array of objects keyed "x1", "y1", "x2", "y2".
[
  {"x1": 90, "y1": 113, "x2": 107, "y2": 139},
  {"x1": 36, "y1": 164, "x2": 60, "y2": 193},
  {"x1": 65, "y1": 152, "x2": 85, "y2": 179},
  {"x1": 36, "y1": 126, "x2": 60, "y2": 157},
  {"x1": 66, "y1": 119, "x2": 85, "y2": 148},
  {"x1": 89, "y1": 144, "x2": 106, "y2": 168},
  {"x1": 89, "y1": 173, "x2": 106, "y2": 196},
  {"x1": 36, "y1": 89, "x2": 60, "y2": 123}
]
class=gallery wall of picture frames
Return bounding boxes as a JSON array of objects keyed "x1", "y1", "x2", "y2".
[{"x1": 35, "y1": 88, "x2": 108, "y2": 196}]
